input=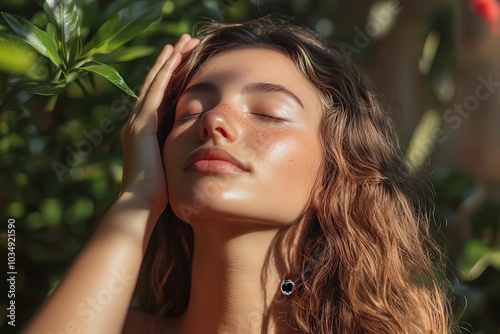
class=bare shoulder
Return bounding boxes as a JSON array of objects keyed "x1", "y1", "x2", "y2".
[{"x1": 122, "y1": 309, "x2": 178, "y2": 334}]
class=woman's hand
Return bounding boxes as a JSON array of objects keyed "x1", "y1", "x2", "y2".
[
  {"x1": 119, "y1": 34, "x2": 199, "y2": 213},
  {"x1": 22, "y1": 37, "x2": 200, "y2": 334}
]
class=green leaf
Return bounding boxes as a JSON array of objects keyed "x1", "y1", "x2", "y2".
[
  {"x1": 94, "y1": 45, "x2": 155, "y2": 63},
  {"x1": 1, "y1": 12, "x2": 62, "y2": 66},
  {"x1": 490, "y1": 249, "x2": 500, "y2": 270},
  {"x1": 80, "y1": 61, "x2": 136, "y2": 97},
  {"x1": 0, "y1": 35, "x2": 37, "y2": 74},
  {"x1": 43, "y1": 0, "x2": 82, "y2": 63},
  {"x1": 9, "y1": 79, "x2": 67, "y2": 95},
  {"x1": 45, "y1": 22, "x2": 59, "y2": 50},
  {"x1": 69, "y1": 33, "x2": 83, "y2": 64},
  {"x1": 84, "y1": 1, "x2": 164, "y2": 56},
  {"x1": 460, "y1": 239, "x2": 500, "y2": 280}
]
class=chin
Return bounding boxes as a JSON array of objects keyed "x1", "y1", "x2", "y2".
[
  {"x1": 166, "y1": 174, "x2": 312, "y2": 227},
  {"x1": 169, "y1": 191, "x2": 306, "y2": 229}
]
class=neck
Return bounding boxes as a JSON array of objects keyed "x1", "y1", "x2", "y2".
[{"x1": 176, "y1": 220, "x2": 303, "y2": 334}]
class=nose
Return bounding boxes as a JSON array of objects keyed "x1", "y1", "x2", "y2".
[{"x1": 199, "y1": 104, "x2": 239, "y2": 143}]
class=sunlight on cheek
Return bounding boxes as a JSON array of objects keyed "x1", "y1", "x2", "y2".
[
  {"x1": 266, "y1": 139, "x2": 304, "y2": 167},
  {"x1": 265, "y1": 134, "x2": 321, "y2": 193}
]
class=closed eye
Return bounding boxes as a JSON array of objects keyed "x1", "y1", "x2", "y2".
[
  {"x1": 252, "y1": 113, "x2": 286, "y2": 123},
  {"x1": 177, "y1": 111, "x2": 204, "y2": 122},
  {"x1": 177, "y1": 112, "x2": 287, "y2": 123}
]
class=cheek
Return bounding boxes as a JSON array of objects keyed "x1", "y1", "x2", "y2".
[
  {"x1": 162, "y1": 125, "x2": 201, "y2": 213},
  {"x1": 251, "y1": 127, "x2": 322, "y2": 222},
  {"x1": 162, "y1": 125, "x2": 197, "y2": 192},
  {"x1": 251, "y1": 126, "x2": 322, "y2": 187},
  {"x1": 163, "y1": 124, "x2": 195, "y2": 161}
]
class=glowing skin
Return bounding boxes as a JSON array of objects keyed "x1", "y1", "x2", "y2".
[
  {"x1": 161, "y1": 47, "x2": 324, "y2": 334},
  {"x1": 164, "y1": 47, "x2": 323, "y2": 228}
]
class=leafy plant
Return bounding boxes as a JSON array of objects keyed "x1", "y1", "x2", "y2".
[{"x1": 1, "y1": 0, "x2": 165, "y2": 97}]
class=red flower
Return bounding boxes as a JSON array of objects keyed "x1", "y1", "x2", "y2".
[{"x1": 470, "y1": 0, "x2": 500, "y2": 35}]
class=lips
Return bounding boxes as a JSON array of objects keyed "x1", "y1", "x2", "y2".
[{"x1": 184, "y1": 147, "x2": 249, "y2": 173}]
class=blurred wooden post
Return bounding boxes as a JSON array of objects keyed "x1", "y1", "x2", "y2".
[
  {"x1": 436, "y1": 0, "x2": 500, "y2": 183},
  {"x1": 368, "y1": 0, "x2": 435, "y2": 137},
  {"x1": 337, "y1": 0, "x2": 500, "y2": 182}
]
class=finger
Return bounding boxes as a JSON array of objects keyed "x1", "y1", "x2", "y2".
[
  {"x1": 120, "y1": 126, "x2": 132, "y2": 194},
  {"x1": 121, "y1": 44, "x2": 174, "y2": 183},
  {"x1": 181, "y1": 38, "x2": 200, "y2": 56},
  {"x1": 128, "y1": 44, "x2": 177, "y2": 132},
  {"x1": 135, "y1": 51, "x2": 183, "y2": 127},
  {"x1": 133, "y1": 34, "x2": 192, "y2": 120},
  {"x1": 121, "y1": 36, "x2": 191, "y2": 191},
  {"x1": 137, "y1": 44, "x2": 175, "y2": 103},
  {"x1": 157, "y1": 38, "x2": 200, "y2": 126},
  {"x1": 134, "y1": 34, "x2": 192, "y2": 115},
  {"x1": 128, "y1": 45, "x2": 173, "y2": 132},
  {"x1": 173, "y1": 33, "x2": 192, "y2": 53}
]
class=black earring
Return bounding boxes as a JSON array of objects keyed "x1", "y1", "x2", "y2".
[{"x1": 280, "y1": 278, "x2": 297, "y2": 296}]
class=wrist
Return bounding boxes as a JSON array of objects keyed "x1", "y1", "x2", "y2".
[
  {"x1": 115, "y1": 191, "x2": 167, "y2": 218},
  {"x1": 95, "y1": 193, "x2": 166, "y2": 248}
]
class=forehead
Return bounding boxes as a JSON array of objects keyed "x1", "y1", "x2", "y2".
[{"x1": 188, "y1": 46, "x2": 321, "y2": 109}]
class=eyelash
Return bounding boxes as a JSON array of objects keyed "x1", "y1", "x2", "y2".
[
  {"x1": 177, "y1": 111, "x2": 203, "y2": 122},
  {"x1": 252, "y1": 113, "x2": 284, "y2": 123},
  {"x1": 176, "y1": 111, "x2": 284, "y2": 123}
]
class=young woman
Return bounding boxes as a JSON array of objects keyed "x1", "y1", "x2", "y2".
[{"x1": 24, "y1": 17, "x2": 452, "y2": 334}]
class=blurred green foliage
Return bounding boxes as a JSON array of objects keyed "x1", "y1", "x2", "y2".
[
  {"x1": 0, "y1": 0, "x2": 169, "y2": 97},
  {"x1": 0, "y1": 0, "x2": 499, "y2": 333}
]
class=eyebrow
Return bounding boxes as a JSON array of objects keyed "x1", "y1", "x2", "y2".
[
  {"x1": 181, "y1": 80, "x2": 304, "y2": 109},
  {"x1": 242, "y1": 82, "x2": 304, "y2": 109},
  {"x1": 181, "y1": 81, "x2": 221, "y2": 96}
]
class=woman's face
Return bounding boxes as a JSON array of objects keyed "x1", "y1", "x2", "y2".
[{"x1": 163, "y1": 46, "x2": 323, "y2": 227}]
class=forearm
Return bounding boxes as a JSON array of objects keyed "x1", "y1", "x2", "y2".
[
  {"x1": 23, "y1": 33, "x2": 196, "y2": 334},
  {"x1": 23, "y1": 193, "x2": 162, "y2": 334}
]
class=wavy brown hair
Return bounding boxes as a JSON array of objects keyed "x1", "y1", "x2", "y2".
[{"x1": 136, "y1": 17, "x2": 452, "y2": 333}]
